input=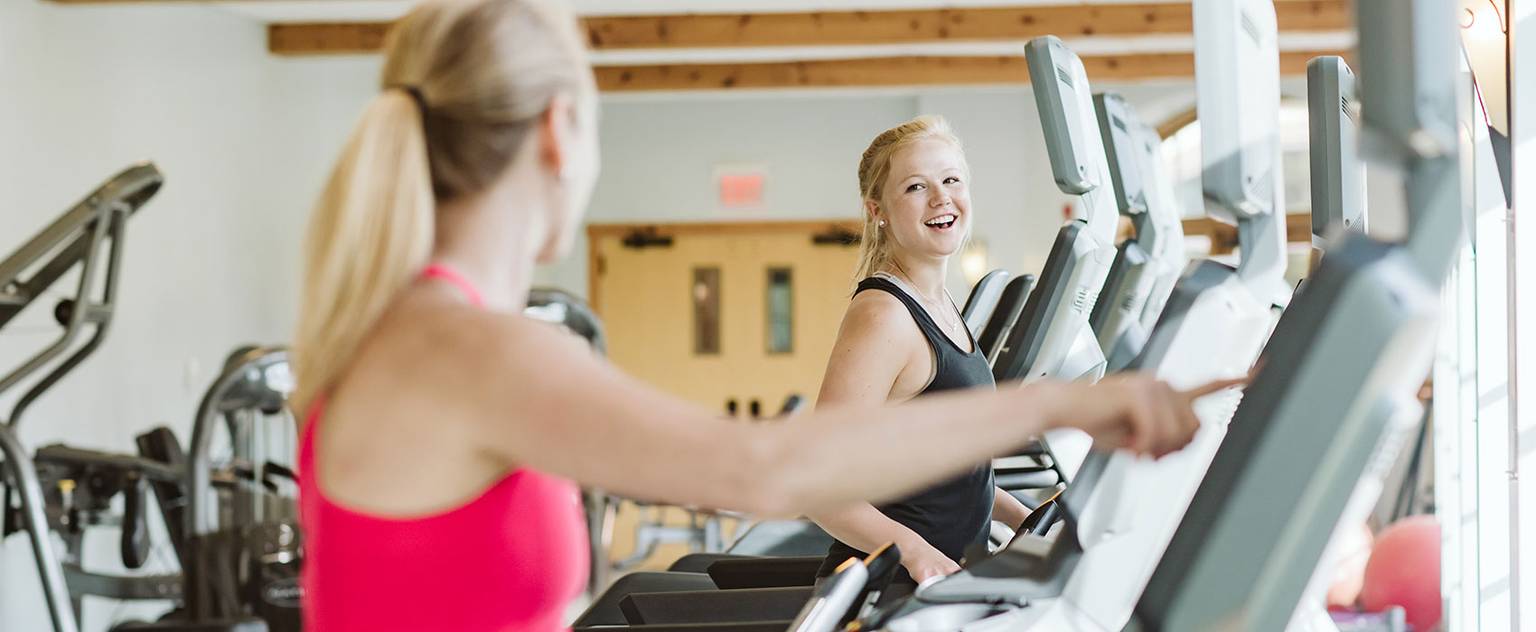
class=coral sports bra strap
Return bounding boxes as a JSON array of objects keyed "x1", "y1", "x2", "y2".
[{"x1": 420, "y1": 263, "x2": 485, "y2": 307}]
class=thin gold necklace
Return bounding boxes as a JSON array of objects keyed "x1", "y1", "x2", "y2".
[{"x1": 888, "y1": 267, "x2": 964, "y2": 334}]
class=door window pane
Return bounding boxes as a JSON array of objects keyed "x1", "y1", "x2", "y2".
[
  {"x1": 693, "y1": 267, "x2": 721, "y2": 355},
  {"x1": 766, "y1": 267, "x2": 793, "y2": 354}
]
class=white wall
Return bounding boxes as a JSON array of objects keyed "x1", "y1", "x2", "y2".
[
  {"x1": 541, "y1": 92, "x2": 920, "y2": 294},
  {"x1": 540, "y1": 81, "x2": 1192, "y2": 298},
  {"x1": 0, "y1": 2, "x2": 331, "y2": 629},
  {"x1": 0, "y1": 2, "x2": 1197, "y2": 628}
]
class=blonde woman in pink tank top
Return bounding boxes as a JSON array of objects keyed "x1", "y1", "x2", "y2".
[{"x1": 291, "y1": 2, "x2": 1241, "y2": 630}]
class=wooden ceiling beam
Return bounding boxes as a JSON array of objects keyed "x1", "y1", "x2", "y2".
[
  {"x1": 593, "y1": 50, "x2": 1345, "y2": 92},
  {"x1": 266, "y1": 1, "x2": 1351, "y2": 56},
  {"x1": 1155, "y1": 106, "x2": 1200, "y2": 138},
  {"x1": 1184, "y1": 212, "x2": 1314, "y2": 254}
]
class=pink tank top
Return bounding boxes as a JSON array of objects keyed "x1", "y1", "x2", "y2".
[{"x1": 298, "y1": 264, "x2": 588, "y2": 631}]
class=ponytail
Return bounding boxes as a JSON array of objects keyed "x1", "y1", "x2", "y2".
[
  {"x1": 292, "y1": 91, "x2": 434, "y2": 416},
  {"x1": 291, "y1": 0, "x2": 593, "y2": 415}
]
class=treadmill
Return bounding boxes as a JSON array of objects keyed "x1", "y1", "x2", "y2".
[
  {"x1": 1089, "y1": 93, "x2": 1188, "y2": 372},
  {"x1": 895, "y1": 2, "x2": 1290, "y2": 626}
]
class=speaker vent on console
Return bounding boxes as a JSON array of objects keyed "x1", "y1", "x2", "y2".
[
  {"x1": 1246, "y1": 169, "x2": 1275, "y2": 206},
  {"x1": 1240, "y1": 9, "x2": 1263, "y2": 46},
  {"x1": 1056, "y1": 65, "x2": 1074, "y2": 88},
  {"x1": 1072, "y1": 287, "x2": 1092, "y2": 315}
]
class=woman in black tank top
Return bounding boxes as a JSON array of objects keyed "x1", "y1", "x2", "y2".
[{"x1": 810, "y1": 116, "x2": 1034, "y2": 591}]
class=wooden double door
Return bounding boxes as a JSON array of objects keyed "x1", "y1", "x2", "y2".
[{"x1": 590, "y1": 221, "x2": 862, "y2": 418}]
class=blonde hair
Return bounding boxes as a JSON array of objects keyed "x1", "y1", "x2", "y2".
[
  {"x1": 853, "y1": 115, "x2": 968, "y2": 280},
  {"x1": 292, "y1": 0, "x2": 593, "y2": 415}
]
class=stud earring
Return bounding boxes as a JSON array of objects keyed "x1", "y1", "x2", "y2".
[{"x1": 878, "y1": 220, "x2": 886, "y2": 227}]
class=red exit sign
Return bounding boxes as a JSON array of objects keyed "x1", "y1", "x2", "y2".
[{"x1": 717, "y1": 166, "x2": 765, "y2": 210}]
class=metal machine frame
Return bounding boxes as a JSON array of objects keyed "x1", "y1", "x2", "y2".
[{"x1": 0, "y1": 164, "x2": 164, "y2": 632}]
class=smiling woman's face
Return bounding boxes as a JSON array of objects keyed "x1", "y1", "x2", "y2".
[{"x1": 873, "y1": 137, "x2": 972, "y2": 262}]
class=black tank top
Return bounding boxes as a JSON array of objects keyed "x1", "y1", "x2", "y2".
[{"x1": 817, "y1": 275, "x2": 997, "y2": 581}]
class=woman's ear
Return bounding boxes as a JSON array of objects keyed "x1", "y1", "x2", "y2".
[
  {"x1": 864, "y1": 199, "x2": 881, "y2": 224},
  {"x1": 538, "y1": 93, "x2": 578, "y2": 180}
]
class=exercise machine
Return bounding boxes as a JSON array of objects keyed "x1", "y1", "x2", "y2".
[
  {"x1": 1308, "y1": 55, "x2": 1368, "y2": 243},
  {"x1": 987, "y1": 35, "x2": 1124, "y2": 490},
  {"x1": 1130, "y1": 0, "x2": 1464, "y2": 625},
  {"x1": 1089, "y1": 93, "x2": 1188, "y2": 372},
  {"x1": 903, "y1": 3, "x2": 1289, "y2": 623},
  {"x1": 992, "y1": 36, "x2": 1120, "y2": 387},
  {"x1": 576, "y1": 34, "x2": 1186, "y2": 630},
  {"x1": 960, "y1": 269, "x2": 1011, "y2": 339},
  {"x1": 570, "y1": 269, "x2": 1048, "y2": 628},
  {"x1": 0, "y1": 164, "x2": 163, "y2": 632},
  {"x1": 845, "y1": 0, "x2": 1464, "y2": 628},
  {"x1": 167, "y1": 346, "x2": 298, "y2": 631},
  {"x1": 976, "y1": 274, "x2": 1035, "y2": 364}
]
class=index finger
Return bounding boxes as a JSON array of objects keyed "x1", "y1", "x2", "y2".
[{"x1": 1181, "y1": 376, "x2": 1248, "y2": 399}]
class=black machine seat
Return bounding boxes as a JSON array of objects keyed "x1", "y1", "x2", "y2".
[
  {"x1": 620, "y1": 587, "x2": 815, "y2": 626},
  {"x1": 574, "y1": 572, "x2": 719, "y2": 628},
  {"x1": 706, "y1": 556, "x2": 824, "y2": 590}
]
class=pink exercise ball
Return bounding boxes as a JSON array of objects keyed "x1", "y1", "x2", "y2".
[{"x1": 1360, "y1": 515, "x2": 1441, "y2": 631}]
